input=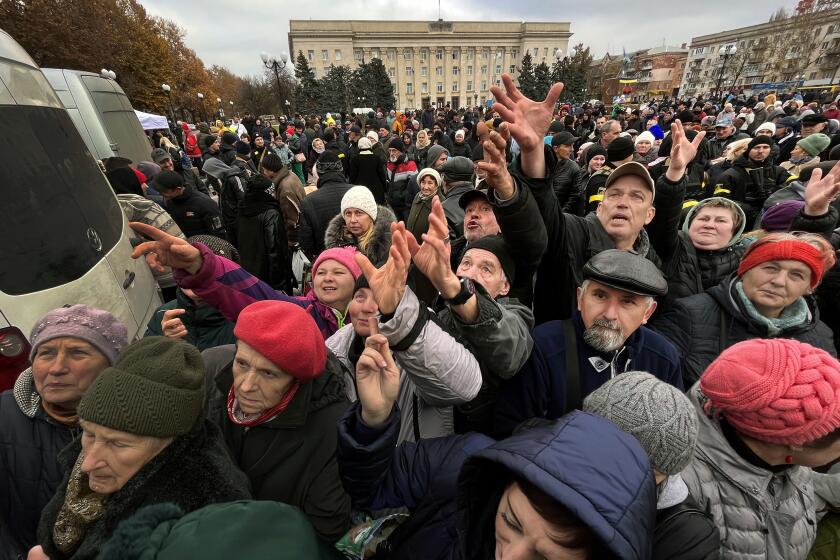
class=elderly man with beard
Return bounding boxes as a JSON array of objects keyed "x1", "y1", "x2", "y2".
[{"x1": 494, "y1": 249, "x2": 683, "y2": 438}]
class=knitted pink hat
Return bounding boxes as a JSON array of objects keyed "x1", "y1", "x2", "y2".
[
  {"x1": 312, "y1": 246, "x2": 362, "y2": 280},
  {"x1": 701, "y1": 339, "x2": 840, "y2": 446}
]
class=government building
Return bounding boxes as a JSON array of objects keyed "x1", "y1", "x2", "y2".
[{"x1": 288, "y1": 19, "x2": 572, "y2": 110}]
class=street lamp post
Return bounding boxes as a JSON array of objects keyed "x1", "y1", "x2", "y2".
[
  {"x1": 715, "y1": 44, "x2": 737, "y2": 101},
  {"x1": 216, "y1": 97, "x2": 223, "y2": 120},
  {"x1": 261, "y1": 51, "x2": 291, "y2": 115},
  {"x1": 161, "y1": 83, "x2": 175, "y2": 124},
  {"x1": 197, "y1": 92, "x2": 206, "y2": 123},
  {"x1": 230, "y1": 100, "x2": 236, "y2": 118}
]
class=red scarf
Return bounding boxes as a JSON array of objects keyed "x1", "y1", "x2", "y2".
[{"x1": 226, "y1": 382, "x2": 300, "y2": 427}]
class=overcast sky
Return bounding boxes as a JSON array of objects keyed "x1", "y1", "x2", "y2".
[{"x1": 141, "y1": 0, "x2": 798, "y2": 77}]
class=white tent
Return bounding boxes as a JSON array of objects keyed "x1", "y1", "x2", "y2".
[{"x1": 134, "y1": 110, "x2": 169, "y2": 130}]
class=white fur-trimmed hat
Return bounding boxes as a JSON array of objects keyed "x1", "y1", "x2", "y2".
[{"x1": 341, "y1": 186, "x2": 378, "y2": 221}]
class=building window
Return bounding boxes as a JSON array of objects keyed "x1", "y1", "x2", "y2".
[
  {"x1": 387, "y1": 49, "x2": 394, "y2": 60},
  {"x1": 495, "y1": 64, "x2": 502, "y2": 74},
  {"x1": 406, "y1": 66, "x2": 414, "y2": 75},
  {"x1": 421, "y1": 67, "x2": 428, "y2": 77},
  {"x1": 407, "y1": 82, "x2": 414, "y2": 94},
  {"x1": 354, "y1": 50, "x2": 362, "y2": 62},
  {"x1": 467, "y1": 80, "x2": 473, "y2": 91},
  {"x1": 436, "y1": 66, "x2": 443, "y2": 76},
  {"x1": 481, "y1": 65, "x2": 488, "y2": 75},
  {"x1": 466, "y1": 50, "x2": 473, "y2": 60},
  {"x1": 388, "y1": 67, "x2": 395, "y2": 77},
  {"x1": 321, "y1": 49, "x2": 328, "y2": 61},
  {"x1": 436, "y1": 49, "x2": 444, "y2": 60},
  {"x1": 822, "y1": 41, "x2": 830, "y2": 50},
  {"x1": 467, "y1": 65, "x2": 473, "y2": 75},
  {"x1": 335, "y1": 49, "x2": 342, "y2": 61},
  {"x1": 372, "y1": 49, "x2": 380, "y2": 59},
  {"x1": 453, "y1": 66, "x2": 460, "y2": 75},
  {"x1": 481, "y1": 80, "x2": 487, "y2": 90},
  {"x1": 810, "y1": 72, "x2": 818, "y2": 79},
  {"x1": 543, "y1": 48, "x2": 548, "y2": 58},
  {"x1": 452, "y1": 50, "x2": 459, "y2": 60},
  {"x1": 509, "y1": 65, "x2": 515, "y2": 74},
  {"x1": 422, "y1": 82, "x2": 428, "y2": 93},
  {"x1": 533, "y1": 48, "x2": 538, "y2": 57},
  {"x1": 452, "y1": 82, "x2": 459, "y2": 92},
  {"x1": 437, "y1": 82, "x2": 444, "y2": 93},
  {"x1": 308, "y1": 50, "x2": 314, "y2": 61},
  {"x1": 511, "y1": 48, "x2": 519, "y2": 59},
  {"x1": 483, "y1": 48, "x2": 490, "y2": 59},
  {"x1": 421, "y1": 49, "x2": 428, "y2": 62},
  {"x1": 404, "y1": 49, "x2": 412, "y2": 60}
]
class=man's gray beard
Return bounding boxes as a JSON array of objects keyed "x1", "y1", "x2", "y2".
[{"x1": 582, "y1": 319, "x2": 625, "y2": 353}]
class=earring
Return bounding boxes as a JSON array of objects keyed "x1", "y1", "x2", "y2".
[{"x1": 785, "y1": 454, "x2": 794, "y2": 464}]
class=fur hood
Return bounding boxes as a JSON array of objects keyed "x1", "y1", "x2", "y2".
[
  {"x1": 324, "y1": 205, "x2": 396, "y2": 266},
  {"x1": 37, "y1": 419, "x2": 250, "y2": 560}
]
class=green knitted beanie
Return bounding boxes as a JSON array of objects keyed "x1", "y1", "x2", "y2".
[
  {"x1": 796, "y1": 133, "x2": 831, "y2": 157},
  {"x1": 78, "y1": 337, "x2": 205, "y2": 438}
]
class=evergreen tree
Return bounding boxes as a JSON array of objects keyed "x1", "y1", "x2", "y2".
[
  {"x1": 350, "y1": 62, "x2": 375, "y2": 109},
  {"x1": 319, "y1": 65, "x2": 354, "y2": 113},
  {"x1": 564, "y1": 43, "x2": 594, "y2": 103},
  {"x1": 533, "y1": 62, "x2": 551, "y2": 101},
  {"x1": 294, "y1": 50, "x2": 320, "y2": 115},
  {"x1": 517, "y1": 53, "x2": 536, "y2": 99},
  {"x1": 367, "y1": 57, "x2": 396, "y2": 111}
]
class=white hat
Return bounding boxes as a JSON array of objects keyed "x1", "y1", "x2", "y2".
[
  {"x1": 455, "y1": 130, "x2": 465, "y2": 139},
  {"x1": 635, "y1": 131, "x2": 655, "y2": 146},
  {"x1": 341, "y1": 186, "x2": 378, "y2": 221},
  {"x1": 366, "y1": 130, "x2": 379, "y2": 142},
  {"x1": 755, "y1": 122, "x2": 776, "y2": 135},
  {"x1": 357, "y1": 137, "x2": 372, "y2": 150}
]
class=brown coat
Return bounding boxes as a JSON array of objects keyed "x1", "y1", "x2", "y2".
[{"x1": 272, "y1": 167, "x2": 307, "y2": 247}]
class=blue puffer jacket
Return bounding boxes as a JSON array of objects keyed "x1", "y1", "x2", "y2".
[{"x1": 337, "y1": 404, "x2": 656, "y2": 560}]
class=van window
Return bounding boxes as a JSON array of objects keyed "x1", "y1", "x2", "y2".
[
  {"x1": 0, "y1": 105, "x2": 122, "y2": 295},
  {"x1": 80, "y1": 75, "x2": 151, "y2": 163}
]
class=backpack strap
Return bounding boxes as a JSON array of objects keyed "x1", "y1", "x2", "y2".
[{"x1": 562, "y1": 319, "x2": 582, "y2": 412}]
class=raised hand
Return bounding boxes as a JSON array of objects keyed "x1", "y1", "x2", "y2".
[
  {"x1": 666, "y1": 119, "x2": 706, "y2": 181},
  {"x1": 804, "y1": 160, "x2": 840, "y2": 216},
  {"x1": 355, "y1": 318, "x2": 400, "y2": 427},
  {"x1": 160, "y1": 308, "x2": 188, "y2": 340},
  {"x1": 355, "y1": 222, "x2": 411, "y2": 315},
  {"x1": 130, "y1": 222, "x2": 203, "y2": 274},
  {"x1": 490, "y1": 74, "x2": 564, "y2": 154},
  {"x1": 475, "y1": 121, "x2": 515, "y2": 200},
  {"x1": 406, "y1": 198, "x2": 461, "y2": 299}
]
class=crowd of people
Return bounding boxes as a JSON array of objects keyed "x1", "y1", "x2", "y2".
[{"x1": 3, "y1": 73, "x2": 840, "y2": 560}]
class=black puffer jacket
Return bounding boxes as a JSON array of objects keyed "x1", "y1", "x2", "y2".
[
  {"x1": 298, "y1": 170, "x2": 353, "y2": 259},
  {"x1": 37, "y1": 419, "x2": 250, "y2": 560},
  {"x1": 550, "y1": 157, "x2": 581, "y2": 209},
  {"x1": 714, "y1": 155, "x2": 791, "y2": 224},
  {"x1": 237, "y1": 204, "x2": 294, "y2": 293},
  {"x1": 324, "y1": 205, "x2": 396, "y2": 266},
  {"x1": 651, "y1": 277, "x2": 837, "y2": 387},
  {"x1": 0, "y1": 372, "x2": 78, "y2": 560}
]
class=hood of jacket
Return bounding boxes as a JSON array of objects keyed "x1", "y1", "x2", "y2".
[
  {"x1": 202, "y1": 157, "x2": 243, "y2": 181},
  {"x1": 681, "y1": 197, "x2": 747, "y2": 249},
  {"x1": 324, "y1": 205, "x2": 396, "y2": 266},
  {"x1": 708, "y1": 275, "x2": 821, "y2": 335},
  {"x1": 442, "y1": 180, "x2": 474, "y2": 200},
  {"x1": 457, "y1": 411, "x2": 656, "y2": 560}
]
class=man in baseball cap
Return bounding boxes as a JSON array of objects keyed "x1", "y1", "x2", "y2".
[{"x1": 495, "y1": 249, "x2": 684, "y2": 437}]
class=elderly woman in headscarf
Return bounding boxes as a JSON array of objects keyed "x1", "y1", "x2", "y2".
[
  {"x1": 32, "y1": 337, "x2": 249, "y2": 560},
  {"x1": 414, "y1": 129, "x2": 432, "y2": 169},
  {"x1": 1, "y1": 306, "x2": 127, "y2": 560}
]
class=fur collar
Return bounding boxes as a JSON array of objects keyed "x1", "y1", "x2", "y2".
[
  {"x1": 324, "y1": 205, "x2": 396, "y2": 266},
  {"x1": 13, "y1": 367, "x2": 40, "y2": 418},
  {"x1": 39, "y1": 420, "x2": 250, "y2": 560}
]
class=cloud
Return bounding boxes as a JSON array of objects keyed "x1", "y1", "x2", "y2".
[{"x1": 140, "y1": 0, "x2": 799, "y2": 76}]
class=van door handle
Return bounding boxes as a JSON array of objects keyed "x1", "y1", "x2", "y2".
[{"x1": 123, "y1": 270, "x2": 135, "y2": 289}]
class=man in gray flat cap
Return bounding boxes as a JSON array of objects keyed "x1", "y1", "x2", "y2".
[{"x1": 494, "y1": 249, "x2": 684, "y2": 438}]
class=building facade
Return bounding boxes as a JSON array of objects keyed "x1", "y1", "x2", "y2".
[
  {"x1": 587, "y1": 47, "x2": 687, "y2": 103},
  {"x1": 679, "y1": 10, "x2": 840, "y2": 99},
  {"x1": 288, "y1": 19, "x2": 571, "y2": 110}
]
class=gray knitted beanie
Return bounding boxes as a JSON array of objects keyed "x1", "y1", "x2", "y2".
[{"x1": 583, "y1": 372, "x2": 698, "y2": 475}]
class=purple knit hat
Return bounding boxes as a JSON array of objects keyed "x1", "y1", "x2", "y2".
[
  {"x1": 761, "y1": 200, "x2": 806, "y2": 232},
  {"x1": 29, "y1": 305, "x2": 128, "y2": 365}
]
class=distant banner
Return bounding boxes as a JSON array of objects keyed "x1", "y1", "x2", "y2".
[
  {"x1": 750, "y1": 80, "x2": 804, "y2": 91},
  {"x1": 618, "y1": 79, "x2": 638, "y2": 84}
]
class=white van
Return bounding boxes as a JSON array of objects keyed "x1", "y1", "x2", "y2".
[
  {"x1": 42, "y1": 67, "x2": 152, "y2": 165},
  {"x1": 0, "y1": 29, "x2": 161, "y2": 389}
]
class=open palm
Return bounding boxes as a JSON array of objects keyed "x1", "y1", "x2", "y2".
[{"x1": 490, "y1": 74, "x2": 564, "y2": 152}]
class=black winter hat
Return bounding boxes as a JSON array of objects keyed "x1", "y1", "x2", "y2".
[
  {"x1": 318, "y1": 149, "x2": 341, "y2": 164},
  {"x1": 548, "y1": 120, "x2": 566, "y2": 134},
  {"x1": 154, "y1": 170, "x2": 185, "y2": 191},
  {"x1": 235, "y1": 141, "x2": 251, "y2": 156},
  {"x1": 261, "y1": 152, "x2": 284, "y2": 172},
  {"x1": 586, "y1": 145, "x2": 608, "y2": 165},
  {"x1": 389, "y1": 137, "x2": 405, "y2": 152},
  {"x1": 221, "y1": 131, "x2": 239, "y2": 146},
  {"x1": 200, "y1": 134, "x2": 218, "y2": 150},
  {"x1": 676, "y1": 110, "x2": 695, "y2": 124},
  {"x1": 439, "y1": 156, "x2": 474, "y2": 182},
  {"x1": 607, "y1": 136, "x2": 635, "y2": 163},
  {"x1": 748, "y1": 136, "x2": 772, "y2": 151}
]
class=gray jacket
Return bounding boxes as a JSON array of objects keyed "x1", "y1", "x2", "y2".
[
  {"x1": 682, "y1": 384, "x2": 837, "y2": 560},
  {"x1": 327, "y1": 287, "x2": 482, "y2": 443}
]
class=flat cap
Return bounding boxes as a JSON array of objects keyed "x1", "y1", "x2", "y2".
[
  {"x1": 582, "y1": 249, "x2": 667, "y2": 297},
  {"x1": 439, "y1": 156, "x2": 474, "y2": 182}
]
